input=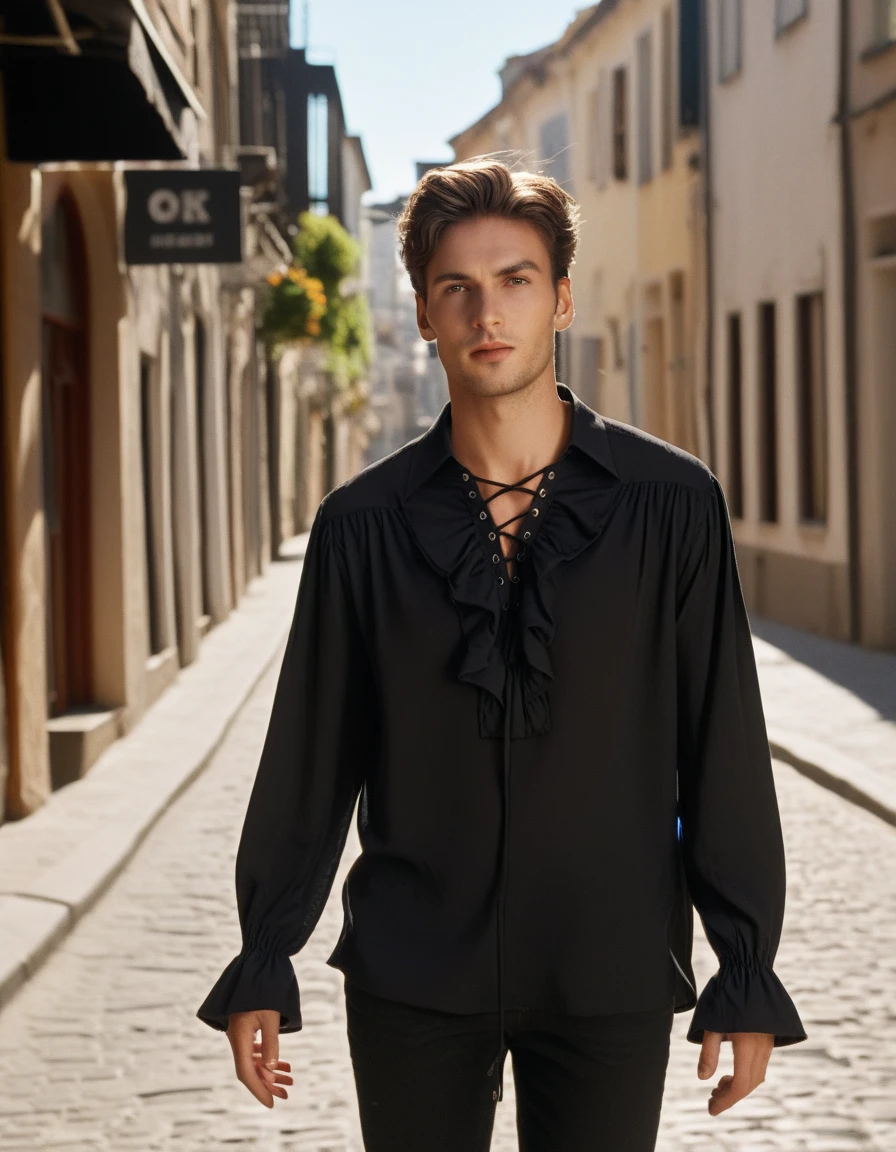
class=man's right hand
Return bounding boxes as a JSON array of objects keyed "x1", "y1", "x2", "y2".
[{"x1": 226, "y1": 1009, "x2": 294, "y2": 1108}]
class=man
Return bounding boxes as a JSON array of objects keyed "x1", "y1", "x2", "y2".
[{"x1": 197, "y1": 158, "x2": 807, "y2": 1151}]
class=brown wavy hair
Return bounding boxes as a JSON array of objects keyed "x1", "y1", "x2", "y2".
[{"x1": 396, "y1": 155, "x2": 581, "y2": 301}]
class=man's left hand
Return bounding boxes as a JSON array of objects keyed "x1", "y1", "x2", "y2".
[{"x1": 697, "y1": 1030, "x2": 774, "y2": 1115}]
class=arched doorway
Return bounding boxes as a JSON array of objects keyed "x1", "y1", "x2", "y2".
[{"x1": 40, "y1": 191, "x2": 92, "y2": 717}]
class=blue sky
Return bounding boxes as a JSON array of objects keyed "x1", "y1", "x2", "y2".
[{"x1": 290, "y1": 0, "x2": 593, "y2": 204}]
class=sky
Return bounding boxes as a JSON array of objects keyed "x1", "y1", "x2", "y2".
[{"x1": 289, "y1": 0, "x2": 595, "y2": 205}]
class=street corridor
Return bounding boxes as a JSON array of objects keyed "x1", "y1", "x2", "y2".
[{"x1": 0, "y1": 646, "x2": 893, "y2": 1151}]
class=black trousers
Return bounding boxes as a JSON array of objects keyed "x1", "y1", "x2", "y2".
[{"x1": 344, "y1": 979, "x2": 675, "y2": 1152}]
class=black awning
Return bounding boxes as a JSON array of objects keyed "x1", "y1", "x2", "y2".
[{"x1": 0, "y1": 0, "x2": 207, "y2": 163}]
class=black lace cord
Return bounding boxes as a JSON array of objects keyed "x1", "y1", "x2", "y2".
[{"x1": 465, "y1": 463, "x2": 557, "y2": 562}]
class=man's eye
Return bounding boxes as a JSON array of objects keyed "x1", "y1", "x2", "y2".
[
  {"x1": 446, "y1": 284, "x2": 465, "y2": 293},
  {"x1": 509, "y1": 277, "x2": 528, "y2": 285}
]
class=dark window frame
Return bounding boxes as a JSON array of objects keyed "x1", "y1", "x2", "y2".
[
  {"x1": 726, "y1": 312, "x2": 744, "y2": 519},
  {"x1": 795, "y1": 291, "x2": 828, "y2": 525},
  {"x1": 612, "y1": 65, "x2": 628, "y2": 180},
  {"x1": 774, "y1": 0, "x2": 809, "y2": 38},
  {"x1": 757, "y1": 301, "x2": 779, "y2": 524}
]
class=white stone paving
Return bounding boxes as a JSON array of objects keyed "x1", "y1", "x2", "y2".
[{"x1": 0, "y1": 645, "x2": 893, "y2": 1151}]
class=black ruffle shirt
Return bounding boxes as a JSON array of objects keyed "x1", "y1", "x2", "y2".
[{"x1": 197, "y1": 383, "x2": 808, "y2": 1102}]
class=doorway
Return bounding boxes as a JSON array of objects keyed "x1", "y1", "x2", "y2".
[{"x1": 40, "y1": 191, "x2": 92, "y2": 717}]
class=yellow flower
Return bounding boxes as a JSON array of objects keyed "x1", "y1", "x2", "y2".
[{"x1": 267, "y1": 271, "x2": 284, "y2": 287}]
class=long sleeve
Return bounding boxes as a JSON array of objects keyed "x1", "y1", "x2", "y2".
[
  {"x1": 196, "y1": 501, "x2": 377, "y2": 1033},
  {"x1": 675, "y1": 474, "x2": 807, "y2": 1047}
]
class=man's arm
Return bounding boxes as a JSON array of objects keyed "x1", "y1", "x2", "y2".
[
  {"x1": 196, "y1": 499, "x2": 377, "y2": 1104},
  {"x1": 675, "y1": 473, "x2": 807, "y2": 1113}
]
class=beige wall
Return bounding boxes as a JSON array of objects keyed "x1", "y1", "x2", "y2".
[
  {"x1": 849, "y1": 7, "x2": 896, "y2": 649},
  {"x1": 0, "y1": 157, "x2": 47, "y2": 817},
  {"x1": 450, "y1": 1, "x2": 704, "y2": 459},
  {"x1": 0, "y1": 2, "x2": 273, "y2": 817},
  {"x1": 707, "y1": 0, "x2": 850, "y2": 641}
]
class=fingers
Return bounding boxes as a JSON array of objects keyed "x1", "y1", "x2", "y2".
[
  {"x1": 253, "y1": 1040, "x2": 294, "y2": 1096},
  {"x1": 706, "y1": 1032, "x2": 773, "y2": 1116},
  {"x1": 227, "y1": 1009, "x2": 289, "y2": 1109},
  {"x1": 697, "y1": 1030, "x2": 722, "y2": 1080}
]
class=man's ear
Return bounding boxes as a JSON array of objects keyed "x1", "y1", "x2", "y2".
[
  {"x1": 416, "y1": 293, "x2": 436, "y2": 340},
  {"x1": 554, "y1": 276, "x2": 574, "y2": 332}
]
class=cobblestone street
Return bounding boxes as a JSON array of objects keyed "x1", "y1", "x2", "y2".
[{"x1": 0, "y1": 644, "x2": 893, "y2": 1152}]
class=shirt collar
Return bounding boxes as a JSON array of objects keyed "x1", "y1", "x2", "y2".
[{"x1": 403, "y1": 381, "x2": 618, "y2": 499}]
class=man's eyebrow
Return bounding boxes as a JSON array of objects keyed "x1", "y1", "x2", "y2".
[{"x1": 430, "y1": 259, "x2": 542, "y2": 286}]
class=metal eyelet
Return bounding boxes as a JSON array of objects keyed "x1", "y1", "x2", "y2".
[
  {"x1": 502, "y1": 603, "x2": 509, "y2": 612},
  {"x1": 512, "y1": 575, "x2": 520, "y2": 583},
  {"x1": 548, "y1": 471, "x2": 555, "y2": 479},
  {"x1": 493, "y1": 554, "x2": 500, "y2": 563},
  {"x1": 497, "y1": 576, "x2": 504, "y2": 585},
  {"x1": 532, "y1": 507, "x2": 539, "y2": 517},
  {"x1": 539, "y1": 487, "x2": 546, "y2": 497},
  {"x1": 516, "y1": 551, "x2": 524, "y2": 561},
  {"x1": 523, "y1": 531, "x2": 531, "y2": 539},
  {"x1": 488, "y1": 531, "x2": 496, "y2": 541},
  {"x1": 479, "y1": 510, "x2": 487, "y2": 519},
  {"x1": 469, "y1": 490, "x2": 477, "y2": 499},
  {"x1": 462, "y1": 472, "x2": 469, "y2": 480}
]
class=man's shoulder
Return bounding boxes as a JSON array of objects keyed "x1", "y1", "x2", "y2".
[
  {"x1": 602, "y1": 416, "x2": 715, "y2": 494},
  {"x1": 318, "y1": 437, "x2": 418, "y2": 522}
]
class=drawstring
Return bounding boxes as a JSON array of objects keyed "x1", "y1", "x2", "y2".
[{"x1": 487, "y1": 661, "x2": 514, "y2": 1102}]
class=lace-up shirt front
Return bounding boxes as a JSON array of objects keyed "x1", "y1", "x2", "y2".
[{"x1": 196, "y1": 382, "x2": 808, "y2": 1101}]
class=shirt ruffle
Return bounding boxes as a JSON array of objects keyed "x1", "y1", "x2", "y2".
[
  {"x1": 195, "y1": 945, "x2": 302, "y2": 1033},
  {"x1": 400, "y1": 459, "x2": 623, "y2": 740},
  {"x1": 686, "y1": 958, "x2": 808, "y2": 1047}
]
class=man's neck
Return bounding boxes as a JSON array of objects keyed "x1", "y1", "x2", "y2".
[{"x1": 447, "y1": 380, "x2": 573, "y2": 483}]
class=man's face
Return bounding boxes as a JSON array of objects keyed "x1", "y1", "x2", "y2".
[{"x1": 416, "y1": 214, "x2": 574, "y2": 401}]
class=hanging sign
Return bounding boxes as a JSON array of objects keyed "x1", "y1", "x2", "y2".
[{"x1": 123, "y1": 169, "x2": 242, "y2": 264}]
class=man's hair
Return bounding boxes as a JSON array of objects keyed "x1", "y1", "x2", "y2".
[{"x1": 395, "y1": 155, "x2": 581, "y2": 300}]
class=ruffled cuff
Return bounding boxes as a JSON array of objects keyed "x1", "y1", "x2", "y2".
[
  {"x1": 196, "y1": 947, "x2": 302, "y2": 1033},
  {"x1": 686, "y1": 960, "x2": 808, "y2": 1047}
]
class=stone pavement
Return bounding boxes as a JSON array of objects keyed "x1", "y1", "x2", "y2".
[
  {"x1": 0, "y1": 635, "x2": 893, "y2": 1150},
  {"x1": 752, "y1": 616, "x2": 896, "y2": 828},
  {"x1": 0, "y1": 533, "x2": 894, "y2": 1149}
]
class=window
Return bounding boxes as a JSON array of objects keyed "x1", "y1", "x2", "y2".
[
  {"x1": 678, "y1": 0, "x2": 701, "y2": 126},
  {"x1": 578, "y1": 336, "x2": 604, "y2": 410},
  {"x1": 637, "y1": 29, "x2": 654, "y2": 184},
  {"x1": 757, "y1": 302, "x2": 778, "y2": 523},
  {"x1": 627, "y1": 320, "x2": 639, "y2": 425},
  {"x1": 308, "y1": 93, "x2": 329, "y2": 214},
  {"x1": 613, "y1": 66, "x2": 628, "y2": 179},
  {"x1": 775, "y1": 0, "x2": 808, "y2": 35},
  {"x1": 607, "y1": 317, "x2": 625, "y2": 369},
  {"x1": 796, "y1": 292, "x2": 827, "y2": 523},
  {"x1": 555, "y1": 328, "x2": 571, "y2": 382},
  {"x1": 597, "y1": 66, "x2": 611, "y2": 188},
  {"x1": 587, "y1": 87, "x2": 600, "y2": 183},
  {"x1": 140, "y1": 355, "x2": 164, "y2": 656},
  {"x1": 540, "y1": 111, "x2": 572, "y2": 191},
  {"x1": 873, "y1": 0, "x2": 896, "y2": 45},
  {"x1": 726, "y1": 313, "x2": 744, "y2": 519},
  {"x1": 661, "y1": 7, "x2": 674, "y2": 169},
  {"x1": 719, "y1": 0, "x2": 742, "y2": 81}
]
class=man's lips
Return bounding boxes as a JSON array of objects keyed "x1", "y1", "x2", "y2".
[{"x1": 471, "y1": 344, "x2": 514, "y2": 362}]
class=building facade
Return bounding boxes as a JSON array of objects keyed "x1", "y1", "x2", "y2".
[
  {"x1": 448, "y1": 0, "x2": 896, "y2": 653},
  {"x1": 844, "y1": 0, "x2": 896, "y2": 649},
  {"x1": 449, "y1": 0, "x2": 706, "y2": 461},
  {"x1": 0, "y1": 0, "x2": 269, "y2": 820},
  {"x1": 0, "y1": 0, "x2": 374, "y2": 823}
]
